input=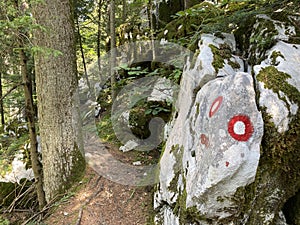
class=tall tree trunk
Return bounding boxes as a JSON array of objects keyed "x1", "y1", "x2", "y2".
[
  {"x1": 0, "y1": 6, "x2": 5, "y2": 130},
  {"x1": 148, "y1": 0, "x2": 157, "y2": 69},
  {"x1": 0, "y1": 71, "x2": 4, "y2": 128},
  {"x1": 19, "y1": 47, "x2": 46, "y2": 210},
  {"x1": 75, "y1": 18, "x2": 91, "y2": 92},
  {"x1": 105, "y1": 5, "x2": 111, "y2": 52},
  {"x1": 32, "y1": 0, "x2": 85, "y2": 202},
  {"x1": 110, "y1": 0, "x2": 116, "y2": 100},
  {"x1": 97, "y1": 0, "x2": 102, "y2": 75},
  {"x1": 122, "y1": 0, "x2": 126, "y2": 22},
  {"x1": 11, "y1": 0, "x2": 46, "y2": 209}
]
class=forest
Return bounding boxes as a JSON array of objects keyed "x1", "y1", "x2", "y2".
[{"x1": 0, "y1": 0, "x2": 300, "y2": 224}]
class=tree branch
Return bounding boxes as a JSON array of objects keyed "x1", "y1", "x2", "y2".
[{"x1": 0, "y1": 83, "x2": 23, "y2": 102}]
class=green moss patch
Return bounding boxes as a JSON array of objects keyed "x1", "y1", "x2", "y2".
[
  {"x1": 270, "y1": 51, "x2": 284, "y2": 66},
  {"x1": 168, "y1": 145, "x2": 183, "y2": 192},
  {"x1": 257, "y1": 66, "x2": 300, "y2": 104},
  {"x1": 209, "y1": 43, "x2": 240, "y2": 73},
  {"x1": 256, "y1": 66, "x2": 300, "y2": 176}
]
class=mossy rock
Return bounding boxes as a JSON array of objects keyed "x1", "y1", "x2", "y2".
[
  {"x1": 129, "y1": 106, "x2": 153, "y2": 139},
  {"x1": 129, "y1": 101, "x2": 172, "y2": 139},
  {"x1": 209, "y1": 43, "x2": 240, "y2": 73},
  {"x1": 232, "y1": 66, "x2": 300, "y2": 224},
  {"x1": 155, "y1": 1, "x2": 300, "y2": 224}
]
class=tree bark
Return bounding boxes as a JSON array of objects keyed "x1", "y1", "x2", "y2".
[
  {"x1": 19, "y1": 47, "x2": 46, "y2": 210},
  {"x1": 110, "y1": 0, "x2": 116, "y2": 100},
  {"x1": 97, "y1": 0, "x2": 103, "y2": 74},
  {"x1": 0, "y1": 71, "x2": 4, "y2": 128},
  {"x1": 32, "y1": 0, "x2": 85, "y2": 202},
  {"x1": 148, "y1": 0, "x2": 156, "y2": 64},
  {"x1": 122, "y1": 0, "x2": 126, "y2": 22},
  {"x1": 11, "y1": 4, "x2": 46, "y2": 208},
  {"x1": 75, "y1": 18, "x2": 91, "y2": 92}
]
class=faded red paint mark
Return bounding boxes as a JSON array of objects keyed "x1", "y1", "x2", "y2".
[
  {"x1": 228, "y1": 115, "x2": 254, "y2": 141},
  {"x1": 200, "y1": 134, "x2": 210, "y2": 147},
  {"x1": 209, "y1": 96, "x2": 223, "y2": 118},
  {"x1": 226, "y1": 161, "x2": 230, "y2": 167}
]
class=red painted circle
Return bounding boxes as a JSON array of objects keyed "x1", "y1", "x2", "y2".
[
  {"x1": 209, "y1": 96, "x2": 223, "y2": 118},
  {"x1": 228, "y1": 115, "x2": 254, "y2": 141},
  {"x1": 200, "y1": 134, "x2": 209, "y2": 147}
]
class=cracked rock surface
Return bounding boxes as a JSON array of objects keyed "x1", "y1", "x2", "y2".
[{"x1": 155, "y1": 13, "x2": 300, "y2": 225}]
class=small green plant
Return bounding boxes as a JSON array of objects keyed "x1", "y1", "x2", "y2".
[
  {"x1": 168, "y1": 69, "x2": 182, "y2": 83},
  {"x1": 97, "y1": 112, "x2": 120, "y2": 145},
  {"x1": 145, "y1": 104, "x2": 171, "y2": 116},
  {"x1": 118, "y1": 64, "x2": 149, "y2": 78},
  {"x1": 0, "y1": 216, "x2": 10, "y2": 225}
]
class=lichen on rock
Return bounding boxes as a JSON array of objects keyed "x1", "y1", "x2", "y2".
[{"x1": 154, "y1": 2, "x2": 300, "y2": 224}]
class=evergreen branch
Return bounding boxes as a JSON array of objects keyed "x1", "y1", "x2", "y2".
[{"x1": 0, "y1": 82, "x2": 23, "y2": 102}]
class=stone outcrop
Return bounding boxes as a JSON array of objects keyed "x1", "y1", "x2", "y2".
[{"x1": 154, "y1": 8, "x2": 300, "y2": 225}]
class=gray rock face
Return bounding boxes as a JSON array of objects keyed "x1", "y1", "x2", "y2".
[
  {"x1": 155, "y1": 10, "x2": 300, "y2": 225},
  {"x1": 154, "y1": 33, "x2": 264, "y2": 224},
  {"x1": 254, "y1": 41, "x2": 300, "y2": 133},
  {"x1": 0, "y1": 151, "x2": 34, "y2": 184},
  {"x1": 185, "y1": 72, "x2": 263, "y2": 218}
]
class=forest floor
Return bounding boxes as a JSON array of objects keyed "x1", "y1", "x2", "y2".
[
  {"x1": 43, "y1": 167, "x2": 154, "y2": 225},
  {"x1": 2, "y1": 143, "x2": 157, "y2": 225},
  {"x1": 42, "y1": 144, "x2": 157, "y2": 225}
]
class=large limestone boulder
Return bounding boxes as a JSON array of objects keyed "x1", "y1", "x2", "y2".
[{"x1": 155, "y1": 10, "x2": 300, "y2": 225}]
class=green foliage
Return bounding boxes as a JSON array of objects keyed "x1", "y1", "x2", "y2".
[
  {"x1": 129, "y1": 100, "x2": 171, "y2": 139},
  {"x1": 145, "y1": 104, "x2": 171, "y2": 116},
  {"x1": 159, "y1": 1, "x2": 258, "y2": 49},
  {"x1": 7, "y1": 134, "x2": 29, "y2": 155},
  {"x1": 173, "y1": 3, "x2": 221, "y2": 19},
  {"x1": 0, "y1": 0, "x2": 41, "y2": 138},
  {"x1": 158, "y1": 0, "x2": 299, "y2": 56},
  {"x1": 249, "y1": 18, "x2": 278, "y2": 64},
  {"x1": 168, "y1": 69, "x2": 182, "y2": 84},
  {"x1": 146, "y1": 66, "x2": 182, "y2": 84},
  {"x1": 0, "y1": 132, "x2": 30, "y2": 176},
  {"x1": 0, "y1": 216, "x2": 10, "y2": 225},
  {"x1": 159, "y1": 2, "x2": 225, "y2": 50},
  {"x1": 118, "y1": 64, "x2": 149, "y2": 78},
  {"x1": 74, "y1": 0, "x2": 95, "y2": 21},
  {"x1": 97, "y1": 111, "x2": 120, "y2": 145}
]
